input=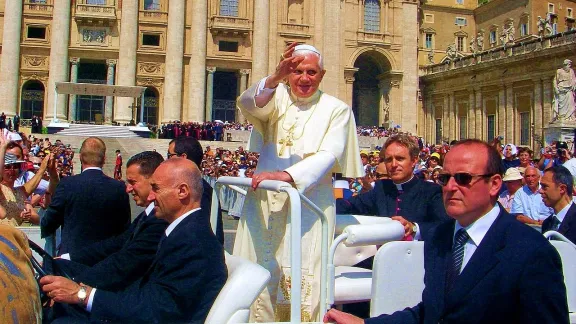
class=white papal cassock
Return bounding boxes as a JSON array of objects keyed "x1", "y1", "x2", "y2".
[{"x1": 233, "y1": 81, "x2": 363, "y2": 322}]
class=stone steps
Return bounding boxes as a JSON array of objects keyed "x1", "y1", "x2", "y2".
[{"x1": 53, "y1": 124, "x2": 141, "y2": 138}]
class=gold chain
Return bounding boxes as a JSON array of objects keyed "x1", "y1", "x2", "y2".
[{"x1": 280, "y1": 94, "x2": 322, "y2": 141}]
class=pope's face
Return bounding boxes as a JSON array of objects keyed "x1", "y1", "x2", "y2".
[{"x1": 288, "y1": 54, "x2": 326, "y2": 98}]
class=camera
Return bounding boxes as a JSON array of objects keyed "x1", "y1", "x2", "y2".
[{"x1": 558, "y1": 148, "x2": 566, "y2": 156}]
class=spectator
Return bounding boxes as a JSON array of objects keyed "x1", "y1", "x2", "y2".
[
  {"x1": 517, "y1": 147, "x2": 535, "y2": 169},
  {"x1": 501, "y1": 143, "x2": 520, "y2": 172},
  {"x1": 498, "y1": 167, "x2": 524, "y2": 213},
  {"x1": 510, "y1": 166, "x2": 553, "y2": 225}
]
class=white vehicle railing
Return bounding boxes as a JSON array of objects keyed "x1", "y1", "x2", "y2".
[{"x1": 211, "y1": 176, "x2": 330, "y2": 323}]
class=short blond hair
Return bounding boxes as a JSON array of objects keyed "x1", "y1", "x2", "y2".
[{"x1": 382, "y1": 134, "x2": 420, "y2": 160}]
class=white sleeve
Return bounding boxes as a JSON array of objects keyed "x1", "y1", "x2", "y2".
[
  {"x1": 86, "y1": 288, "x2": 97, "y2": 312},
  {"x1": 60, "y1": 253, "x2": 71, "y2": 260},
  {"x1": 285, "y1": 151, "x2": 336, "y2": 193},
  {"x1": 254, "y1": 77, "x2": 277, "y2": 107}
]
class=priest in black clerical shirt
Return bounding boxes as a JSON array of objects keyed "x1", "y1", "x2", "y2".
[{"x1": 337, "y1": 134, "x2": 449, "y2": 241}]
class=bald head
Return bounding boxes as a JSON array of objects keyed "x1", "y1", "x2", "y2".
[
  {"x1": 80, "y1": 137, "x2": 106, "y2": 168},
  {"x1": 161, "y1": 158, "x2": 203, "y2": 202},
  {"x1": 524, "y1": 166, "x2": 540, "y2": 192}
]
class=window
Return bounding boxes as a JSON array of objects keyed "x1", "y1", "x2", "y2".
[
  {"x1": 425, "y1": 33, "x2": 433, "y2": 49},
  {"x1": 86, "y1": 0, "x2": 106, "y2": 4},
  {"x1": 435, "y1": 119, "x2": 442, "y2": 145},
  {"x1": 144, "y1": 0, "x2": 160, "y2": 10},
  {"x1": 548, "y1": 3, "x2": 555, "y2": 14},
  {"x1": 457, "y1": 36, "x2": 465, "y2": 51},
  {"x1": 520, "y1": 23, "x2": 528, "y2": 36},
  {"x1": 459, "y1": 116, "x2": 467, "y2": 140},
  {"x1": 455, "y1": 17, "x2": 467, "y2": 26},
  {"x1": 142, "y1": 34, "x2": 160, "y2": 47},
  {"x1": 220, "y1": 0, "x2": 239, "y2": 17},
  {"x1": 364, "y1": 0, "x2": 381, "y2": 32},
  {"x1": 29, "y1": 0, "x2": 47, "y2": 3},
  {"x1": 552, "y1": 21, "x2": 558, "y2": 34},
  {"x1": 569, "y1": 8, "x2": 574, "y2": 18},
  {"x1": 456, "y1": 0, "x2": 464, "y2": 4},
  {"x1": 487, "y1": 115, "x2": 495, "y2": 142},
  {"x1": 218, "y1": 41, "x2": 239, "y2": 52},
  {"x1": 520, "y1": 112, "x2": 530, "y2": 145},
  {"x1": 424, "y1": 14, "x2": 434, "y2": 23},
  {"x1": 490, "y1": 30, "x2": 497, "y2": 44},
  {"x1": 27, "y1": 26, "x2": 46, "y2": 39}
]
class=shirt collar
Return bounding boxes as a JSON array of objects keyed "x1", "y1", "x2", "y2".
[
  {"x1": 145, "y1": 202, "x2": 155, "y2": 216},
  {"x1": 165, "y1": 208, "x2": 201, "y2": 237},
  {"x1": 394, "y1": 175, "x2": 415, "y2": 191},
  {"x1": 523, "y1": 184, "x2": 541, "y2": 195},
  {"x1": 82, "y1": 167, "x2": 102, "y2": 173},
  {"x1": 454, "y1": 204, "x2": 500, "y2": 247},
  {"x1": 555, "y1": 202, "x2": 573, "y2": 223},
  {"x1": 288, "y1": 88, "x2": 322, "y2": 105}
]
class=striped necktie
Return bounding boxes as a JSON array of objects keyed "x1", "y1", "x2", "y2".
[
  {"x1": 551, "y1": 215, "x2": 562, "y2": 231},
  {"x1": 446, "y1": 228, "x2": 469, "y2": 292}
]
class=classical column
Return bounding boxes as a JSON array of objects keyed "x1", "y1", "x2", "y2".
[
  {"x1": 468, "y1": 89, "x2": 475, "y2": 139},
  {"x1": 115, "y1": 0, "x2": 138, "y2": 124},
  {"x1": 400, "y1": 0, "x2": 419, "y2": 133},
  {"x1": 68, "y1": 58, "x2": 80, "y2": 122},
  {"x1": 252, "y1": 0, "x2": 270, "y2": 81},
  {"x1": 475, "y1": 89, "x2": 483, "y2": 140},
  {"x1": 105, "y1": 59, "x2": 117, "y2": 124},
  {"x1": 542, "y1": 77, "x2": 554, "y2": 126},
  {"x1": 449, "y1": 92, "x2": 456, "y2": 140},
  {"x1": 47, "y1": 0, "x2": 72, "y2": 122},
  {"x1": 187, "y1": 0, "x2": 208, "y2": 122},
  {"x1": 323, "y1": 0, "x2": 342, "y2": 96},
  {"x1": 0, "y1": 0, "x2": 23, "y2": 116},
  {"x1": 238, "y1": 69, "x2": 251, "y2": 123},
  {"x1": 443, "y1": 94, "x2": 450, "y2": 141},
  {"x1": 505, "y1": 86, "x2": 514, "y2": 143},
  {"x1": 161, "y1": 0, "x2": 185, "y2": 123},
  {"x1": 498, "y1": 85, "x2": 506, "y2": 139},
  {"x1": 205, "y1": 67, "x2": 216, "y2": 122},
  {"x1": 532, "y1": 78, "x2": 543, "y2": 149}
]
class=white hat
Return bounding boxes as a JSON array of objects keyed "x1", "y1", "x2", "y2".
[
  {"x1": 2, "y1": 129, "x2": 22, "y2": 141},
  {"x1": 503, "y1": 167, "x2": 523, "y2": 182},
  {"x1": 294, "y1": 44, "x2": 320, "y2": 55}
]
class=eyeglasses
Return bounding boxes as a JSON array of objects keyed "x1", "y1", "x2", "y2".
[
  {"x1": 4, "y1": 164, "x2": 22, "y2": 170},
  {"x1": 437, "y1": 172, "x2": 494, "y2": 187},
  {"x1": 375, "y1": 172, "x2": 389, "y2": 179},
  {"x1": 166, "y1": 152, "x2": 180, "y2": 159}
]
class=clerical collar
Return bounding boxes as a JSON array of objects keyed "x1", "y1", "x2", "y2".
[
  {"x1": 289, "y1": 88, "x2": 322, "y2": 106},
  {"x1": 394, "y1": 175, "x2": 415, "y2": 191}
]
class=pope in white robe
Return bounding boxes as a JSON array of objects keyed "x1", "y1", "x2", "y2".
[{"x1": 233, "y1": 43, "x2": 363, "y2": 322}]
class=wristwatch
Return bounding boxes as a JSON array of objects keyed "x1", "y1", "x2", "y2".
[
  {"x1": 411, "y1": 222, "x2": 418, "y2": 236},
  {"x1": 77, "y1": 284, "x2": 88, "y2": 304}
]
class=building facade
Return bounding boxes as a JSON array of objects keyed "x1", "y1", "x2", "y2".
[
  {"x1": 419, "y1": 0, "x2": 576, "y2": 149},
  {"x1": 0, "y1": 0, "x2": 421, "y2": 133}
]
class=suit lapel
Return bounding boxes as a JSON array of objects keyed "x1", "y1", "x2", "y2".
[
  {"x1": 427, "y1": 221, "x2": 454, "y2": 316},
  {"x1": 558, "y1": 203, "x2": 576, "y2": 235},
  {"x1": 444, "y1": 211, "x2": 507, "y2": 310}
]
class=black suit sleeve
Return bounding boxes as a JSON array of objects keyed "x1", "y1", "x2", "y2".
[
  {"x1": 518, "y1": 243, "x2": 569, "y2": 324},
  {"x1": 416, "y1": 185, "x2": 449, "y2": 240},
  {"x1": 336, "y1": 188, "x2": 379, "y2": 215},
  {"x1": 41, "y1": 180, "x2": 67, "y2": 238},
  {"x1": 364, "y1": 304, "x2": 423, "y2": 324},
  {"x1": 70, "y1": 229, "x2": 131, "y2": 267}
]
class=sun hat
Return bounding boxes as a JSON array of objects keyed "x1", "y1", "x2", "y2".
[
  {"x1": 503, "y1": 167, "x2": 523, "y2": 182},
  {"x1": 4, "y1": 153, "x2": 26, "y2": 166}
]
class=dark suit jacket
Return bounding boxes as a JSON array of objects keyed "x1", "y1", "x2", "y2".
[
  {"x1": 202, "y1": 179, "x2": 224, "y2": 245},
  {"x1": 59, "y1": 208, "x2": 168, "y2": 291},
  {"x1": 41, "y1": 169, "x2": 131, "y2": 256},
  {"x1": 90, "y1": 209, "x2": 227, "y2": 323},
  {"x1": 542, "y1": 202, "x2": 576, "y2": 244},
  {"x1": 366, "y1": 210, "x2": 569, "y2": 324},
  {"x1": 336, "y1": 177, "x2": 449, "y2": 240}
]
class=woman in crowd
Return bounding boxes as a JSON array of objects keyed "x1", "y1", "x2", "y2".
[
  {"x1": 502, "y1": 143, "x2": 521, "y2": 171},
  {"x1": 517, "y1": 146, "x2": 535, "y2": 169}
]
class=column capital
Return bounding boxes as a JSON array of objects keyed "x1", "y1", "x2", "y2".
[
  {"x1": 345, "y1": 76, "x2": 356, "y2": 84},
  {"x1": 240, "y1": 69, "x2": 251, "y2": 75},
  {"x1": 70, "y1": 57, "x2": 80, "y2": 65},
  {"x1": 106, "y1": 59, "x2": 118, "y2": 67},
  {"x1": 207, "y1": 66, "x2": 216, "y2": 74}
]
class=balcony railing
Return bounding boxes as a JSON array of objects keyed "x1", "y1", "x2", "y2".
[
  {"x1": 357, "y1": 30, "x2": 390, "y2": 45},
  {"x1": 209, "y1": 16, "x2": 251, "y2": 36},
  {"x1": 279, "y1": 23, "x2": 311, "y2": 38},
  {"x1": 421, "y1": 29, "x2": 576, "y2": 76},
  {"x1": 75, "y1": 2, "x2": 117, "y2": 26},
  {"x1": 24, "y1": 1, "x2": 53, "y2": 14},
  {"x1": 139, "y1": 10, "x2": 168, "y2": 23}
]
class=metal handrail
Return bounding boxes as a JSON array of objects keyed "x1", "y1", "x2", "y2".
[{"x1": 212, "y1": 176, "x2": 329, "y2": 323}]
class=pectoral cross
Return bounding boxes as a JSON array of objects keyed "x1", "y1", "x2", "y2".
[{"x1": 278, "y1": 124, "x2": 296, "y2": 156}]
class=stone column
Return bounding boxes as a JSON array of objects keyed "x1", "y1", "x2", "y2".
[
  {"x1": 238, "y1": 69, "x2": 251, "y2": 123},
  {"x1": 252, "y1": 0, "x2": 270, "y2": 81},
  {"x1": 205, "y1": 67, "x2": 216, "y2": 122},
  {"x1": 498, "y1": 86, "x2": 506, "y2": 139},
  {"x1": 47, "y1": 0, "x2": 72, "y2": 122},
  {"x1": 505, "y1": 86, "x2": 514, "y2": 143},
  {"x1": 105, "y1": 59, "x2": 117, "y2": 124},
  {"x1": 449, "y1": 92, "x2": 456, "y2": 140},
  {"x1": 162, "y1": 0, "x2": 185, "y2": 123},
  {"x1": 400, "y1": 0, "x2": 419, "y2": 133},
  {"x1": 68, "y1": 58, "x2": 80, "y2": 122},
  {"x1": 475, "y1": 89, "x2": 483, "y2": 140},
  {"x1": 115, "y1": 0, "x2": 138, "y2": 124},
  {"x1": 468, "y1": 89, "x2": 475, "y2": 139},
  {"x1": 0, "y1": 0, "x2": 23, "y2": 116},
  {"x1": 443, "y1": 94, "x2": 450, "y2": 141},
  {"x1": 323, "y1": 0, "x2": 342, "y2": 96},
  {"x1": 542, "y1": 77, "x2": 554, "y2": 126},
  {"x1": 533, "y1": 78, "x2": 543, "y2": 148},
  {"x1": 378, "y1": 78, "x2": 391, "y2": 127},
  {"x1": 187, "y1": 0, "x2": 208, "y2": 122}
]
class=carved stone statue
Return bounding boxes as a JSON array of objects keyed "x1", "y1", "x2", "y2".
[
  {"x1": 499, "y1": 20, "x2": 515, "y2": 45},
  {"x1": 427, "y1": 50, "x2": 434, "y2": 64},
  {"x1": 537, "y1": 14, "x2": 554, "y2": 37},
  {"x1": 470, "y1": 30, "x2": 484, "y2": 54},
  {"x1": 553, "y1": 59, "x2": 576, "y2": 121},
  {"x1": 446, "y1": 43, "x2": 458, "y2": 61}
]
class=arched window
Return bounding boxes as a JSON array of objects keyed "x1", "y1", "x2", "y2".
[
  {"x1": 288, "y1": 0, "x2": 304, "y2": 24},
  {"x1": 364, "y1": 0, "x2": 381, "y2": 32},
  {"x1": 220, "y1": 0, "x2": 239, "y2": 17},
  {"x1": 21, "y1": 80, "x2": 45, "y2": 120}
]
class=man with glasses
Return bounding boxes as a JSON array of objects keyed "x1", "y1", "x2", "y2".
[
  {"x1": 167, "y1": 136, "x2": 224, "y2": 245},
  {"x1": 325, "y1": 139, "x2": 568, "y2": 324}
]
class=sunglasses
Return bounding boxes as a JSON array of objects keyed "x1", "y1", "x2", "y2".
[
  {"x1": 375, "y1": 172, "x2": 389, "y2": 179},
  {"x1": 166, "y1": 152, "x2": 180, "y2": 159},
  {"x1": 437, "y1": 172, "x2": 494, "y2": 186},
  {"x1": 4, "y1": 163, "x2": 22, "y2": 170}
]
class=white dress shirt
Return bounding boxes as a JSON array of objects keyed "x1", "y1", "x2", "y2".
[{"x1": 554, "y1": 201, "x2": 573, "y2": 223}]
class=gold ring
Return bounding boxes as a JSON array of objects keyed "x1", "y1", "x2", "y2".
[{"x1": 281, "y1": 54, "x2": 285, "y2": 59}]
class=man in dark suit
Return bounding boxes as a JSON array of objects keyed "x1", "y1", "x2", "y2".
[
  {"x1": 41, "y1": 158, "x2": 227, "y2": 323},
  {"x1": 337, "y1": 134, "x2": 449, "y2": 241},
  {"x1": 55, "y1": 151, "x2": 167, "y2": 291},
  {"x1": 540, "y1": 165, "x2": 576, "y2": 243},
  {"x1": 325, "y1": 139, "x2": 569, "y2": 324},
  {"x1": 168, "y1": 136, "x2": 224, "y2": 244},
  {"x1": 41, "y1": 137, "x2": 131, "y2": 256}
]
